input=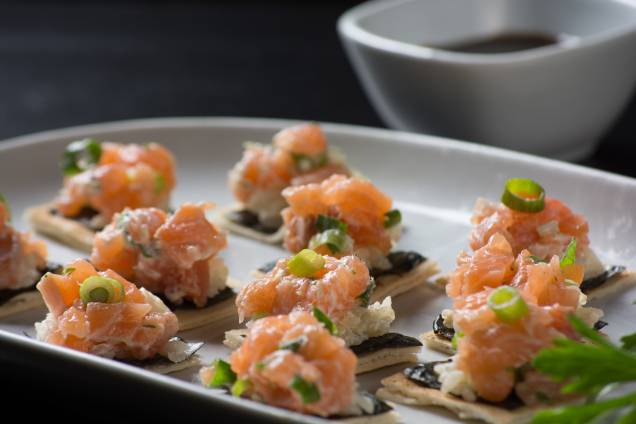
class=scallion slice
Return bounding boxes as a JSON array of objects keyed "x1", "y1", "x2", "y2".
[
  {"x1": 79, "y1": 276, "x2": 125, "y2": 304},
  {"x1": 231, "y1": 378, "x2": 251, "y2": 397},
  {"x1": 356, "y1": 278, "x2": 376, "y2": 307},
  {"x1": 154, "y1": 173, "x2": 166, "y2": 194},
  {"x1": 209, "y1": 359, "x2": 237, "y2": 388},
  {"x1": 316, "y1": 215, "x2": 347, "y2": 233},
  {"x1": 487, "y1": 286, "x2": 529, "y2": 324},
  {"x1": 560, "y1": 238, "x2": 577, "y2": 268},
  {"x1": 384, "y1": 209, "x2": 402, "y2": 228},
  {"x1": 501, "y1": 178, "x2": 545, "y2": 213},
  {"x1": 279, "y1": 335, "x2": 308, "y2": 353},
  {"x1": 451, "y1": 331, "x2": 464, "y2": 350},
  {"x1": 61, "y1": 138, "x2": 102, "y2": 176},
  {"x1": 290, "y1": 375, "x2": 321, "y2": 404},
  {"x1": 308, "y1": 228, "x2": 347, "y2": 253},
  {"x1": 287, "y1": 249, "x2": 325, "y2": 277},
  {"x1": 312, "y1": 306, "x2": 337, "y2": 335},
  {"x1": 529, "y1": 255, "x2": 547, "y2": 264},
  {"x1": 0, "y1": 193, "x2": 10, "y2": 221}
]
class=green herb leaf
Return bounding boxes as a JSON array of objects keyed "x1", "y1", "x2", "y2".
[
  {"x1": 290, "y1": 375, "x2": 321, "y2": 404},
  {"x1": 61, "y1": 138, "x2": 102, "y2": 176},
  {"x1": 357, "y1": 278, "x2": 376, "y2": 307},
  {"x1": 451, "y1": 331, "x2": 464, "y2": 351},
  {"x1": 154, "y1": 173, "x2": 166, "y2": 195},
  {"x1": 312, "y1": 306, "x2": 337, "y2": 335},
  {"x1": 315, "y1": 215, "x2": 347, "y2": 233},
  {"x1": 62, "y1": 267, "x2": 76, "y2": 276},
  {"x1": 560, "y1": 238, "x2": 577, "y2": 268},
  {"x1": 308, "y1": 228, "x2": 348, "y2": 254},
  {"x1": 231, "y1": 378, "x2": 251, "y2": 397},
  {"x1": 209, "y1": 359, "x2": 237, "y2": 388},
  {"x1": 532, "y1": 392, "x2": 636, "y2": 424},
  {"x1": 620, "y1": 332, "x2": 636, "y2": 351},
  {"x1": 384, "y1": 209, "x2": 402, "y2": 228},
  {"x1": 279, "y1": 335, "x2": 308, "y2": 353}
]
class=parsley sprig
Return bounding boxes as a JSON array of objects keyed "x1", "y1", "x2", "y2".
[{"x1": 531, "y1": 315, "x2": 636, "y2": 423}]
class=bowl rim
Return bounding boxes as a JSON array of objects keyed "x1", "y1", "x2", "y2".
[{"x1": 337, "y1": 0, "x2": 636, "y2": 64}]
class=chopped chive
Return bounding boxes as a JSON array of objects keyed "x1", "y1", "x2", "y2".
[
  {"x1": 356, "y1": 278, "x2": 376, "y2": 307},
  {"x1": 312, "y1": 306, "x2": 337, "y2": 335},
  {"x1": 451, "y1": 331, "x2": 464, "y2": 350},
  {"x1": 0, "y1": 193, "x2": 11, "y2": 220},
  {"x1": 384, "y1": 209, "x2": 402, "y2": 228},
  {"x1": 501, "y1": 178, "x2": 545, "y2": 213},
  {"x1": 487, "y1": 286, "x2": 529, "y2": 324},
  {"x1": 61, "y1": 138, "x2": 102, "y2": 176},
  {"x1": 231, "y1": 378, "x2": 251, "y2": 397},
  {"x1": 291, "y1": 152, "x2": 327, "y2": 172},
  {"x1": 290, "y1": 375, "x2": 321, "y2": 404},
  {"x1": 308, "y1": 228, "x2": 348, "y2": 254},
  {"x1": 153, "y1": 173, "x2": 166, "y2": 194},
  {"x1": 255, "y1": 362, "x2": 266, "y2": 370},
  {"x1": 279, "y1": 335, "x2": 308, "y2": 353},
  {"x1": 315, "y1": 215, "x2": 347, "y2": 233},
  {"x1": 209, "y1": 359, "x2": 237, "y2": 388},
  {"x1": 62, "y1": 267, "x2": 76, "y2": 275},
  {"x1": 529, "y1": 255, "x2": 547, "y2": 264},
  {"x1": 560, "y1": 238, "x2": 577, "y2": 268},
  {"x1": 287, "y1": 249, "x2": 325, "y2": 278}
]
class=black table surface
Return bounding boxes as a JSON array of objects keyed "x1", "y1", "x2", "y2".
[{"x1": 1, "y1": 0, "x2": 635, "y2": 420}]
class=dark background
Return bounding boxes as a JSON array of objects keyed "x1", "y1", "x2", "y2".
[{"x1": 2, "y1": 0, "x2": 636, "y2": 420}]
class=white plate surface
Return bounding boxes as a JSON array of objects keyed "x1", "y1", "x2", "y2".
[{"x1": 1, "y1": 117, "x2": 635, "y2": 423}]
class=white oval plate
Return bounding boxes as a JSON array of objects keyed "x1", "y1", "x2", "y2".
[{"x1": 1, "y1": 117, "x2": 635, "y2": 423}]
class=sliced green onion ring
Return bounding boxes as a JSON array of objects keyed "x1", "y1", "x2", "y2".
[
  {"x1": 384, "y1": 209, "x2": 402, "y2": 228},
  {"x1": 231, "y1": 378, "x2": 251, "y2": 397},
  {"x1": 451, "y1": 331, "x2": 464, "y2": 350},
  {"x1": 61, "y1": 138, "x2": 102, "y2": 176},
  {"x1": 287, "y1": 249, "x2": 325, "y2": 277},
  {"x1": 560, "y1": 238, "x2": 577, "y2": 268},
  {"x1": 79, "y1": 276, "x2": 125, "y2": 304},
  {"x1": 308, "y1": 228, "x2": 347, "y2": 253},
  {"x1": 290, "y1": 375, "x2": 321, "y2": 404},
  {"x1": 209, "y1": 359, "x2": 237, "y2": 388},
  {"x1": 315, "y1": 215, "x2": 347, "y2": 233},
  {"x1": 279, "y1": 335, "x2": 308, "y2": 352},
  {"x1": 501, "y1": 178, "x2": 545, "y2": 213},
  {"x1": 487, "y1": 286, "x2": 529, "y2": 324},
  {"x1": 312, "y1": 306, "x2": 338, "y2": 335}
]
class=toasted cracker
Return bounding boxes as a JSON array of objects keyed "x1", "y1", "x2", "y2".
[
  {"x1": 338, "y1": 410, "x2": 400, "y2": 424},
  {"x1": 378, "y1": 373, "x2": 564, "y2": 424},
  {"x1": 212, "y1": 205, "x2": 285, "y2": 244},
  {"x1": 370, "y1": 260, "x2": 440, "y2": 303},
  {"x1": 224, "y1": 328, "x2": 419, "y2": 374},
  {"x1": 0, "y1": 290, "x2": 43, "y2": 318},
  {"x1": 585, "y1": 269, "x2": 636, "y2": 301},
  {"x1": 357, "y1": 346, "x2": 420, "y2": 374},
  {"x1": 26, "y1": 203, "x2": 95, "y2": 252},
  {"x1": 421, "y1": 331, "x2": 454, "y2": 356},
  {"x1": 175, "y1": 293, "x2": 237, "y2": 331},
  {"x1": 143, "y1": 354, "x2": 201, "y2": 374}
]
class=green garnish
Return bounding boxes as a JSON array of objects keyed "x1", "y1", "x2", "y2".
[
  {"x1": 231, "y1": 378, "x2": 251, "y2": 397},
  {"x1": 308, "y1": 228, "x2": 348, "y2": 254},
  {"x1": 312, "y1": 306, "x2": 337, "y2": 335},
  {"x1": 279, "y1": 335, "x2": 308, "y2": 353},
  {"x1": 531, "y1": 315, "x2": 636, "y2": 423},
  {"x1": 529, "y1": 255, "x2": 547, "y2": 264},
  {"x1": 451, "y1": 331, "x2": 464, "y2": 350},
  {"x1": 61, "y1": 138, "x2": 102, "y2": 176},
  {"x1": 0, "y1": 193, "x2": 11, "y2": 221},
  {"x1": 560, "y1": 238, "x2": 577, "y2": 268},
  {"x1": 291, "y1": 152, "x2": 327, "y2": 172},
  {"x1": 153, "y1": 173, "x2": 166, "y2": 194},
  {"x1": 79, "y1": 276, "x2": 125, "y2": 304},
  {"x1": 255, "y1": 362, "x2": 266, "y2": 370},
  {"x1": 62, "y1": 267, "x2": 76, "y2": 276},
  {"x1": 290, "y1": 375, "x2": 321, "y2": 404},
  {"x1": 501, "y1": 178, "x2": 545, "y2": 213},
  {"x1": 287, "y1": 249, "x2": 325, "y2": 278},
  {"x1": 357, "y1": 278, "x2": 376, "y2": 307},
  {"x1": 116, "y1": 211, "x2": 158, "y2": 258},
  {"x1": 384, "y1": 209, "x2": 402, "y2": 228},
  {"x1": 209, "y1": 359, "x2": 237, "y2": 388},
  {"x1": 487, "y1": 286, "x2": 529, "y2": 324},
  {"x1": 316, "y1": 215, "x2": 347, "y2": 233}
]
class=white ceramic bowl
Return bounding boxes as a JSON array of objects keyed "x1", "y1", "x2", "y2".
[{"x1": 338, "y1": 0, "x2": 636, "y2": 160}]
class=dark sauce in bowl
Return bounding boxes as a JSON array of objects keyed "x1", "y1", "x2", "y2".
[{"x1": 428, "y1": 32, "x2": 561, "y2": 54}]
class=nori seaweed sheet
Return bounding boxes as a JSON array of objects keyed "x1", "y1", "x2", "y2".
[
  {"x1": 351, "y1": 332, "x2": 422, "y2": 356},
  {"x1": 371, "y1": 251, "x2": 427, "y2": 278},
  {"x1": 0, "y1": 261, "x2": 62, "y2": 306},
  {"x1": 226, "y1": 209, "x2": 280, "y2": 235},
  {"x1": 433, "y1": 313, "x2": 455, "y2": 341},
  {"x1": 50, "y1": 206, "x2": 102, "y2": 230},
  {"x1": 580, "y1": 265, "x2": 625, "y2": 293},
  {"x1": 157, "y1": 286, "x2": 235, "y2": 311}
]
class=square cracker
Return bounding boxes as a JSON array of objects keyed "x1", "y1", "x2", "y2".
[
  {"x1": 377, "y1": 373, "x2": 573, "y2": 424},
  {"x1": 26, "y1": 203, "x2": 95, "y2": 252},
  {"x1": 0, "y1": 290, "x2": 44, "y2": 319},
  {"x1": 212, "y1": 205, "x2": 286, "y2": 245},
  {"x1": 175, "y1": 291, "x2": 238, "y2": 331}
]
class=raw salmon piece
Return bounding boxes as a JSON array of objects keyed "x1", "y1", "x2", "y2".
[
  {"x1": 227, "y1": 311, "x2": 357, "y2": 416},
  {"x1": 55, "y1": 141, "x2": 176, "y2": 222},
  {"x1": 470, "y1": 197, "x2": 589, "y2": 261},
  {"x1": 273, "y1": 123, "x2": 327, "y2": 157},
  {"x1": 35, "y1": 259, "x2": 178, "y2": 361},
  {"x1": 236, "y1": 254, "x2": 370, "y2": 322},
  {"x1": 91, "y1": 203, "x2": 228, "y2": 307}
]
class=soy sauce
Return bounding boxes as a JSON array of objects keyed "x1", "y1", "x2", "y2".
[{"x1": 430, "y1": 32, "x2": 560, "y2": 54}]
